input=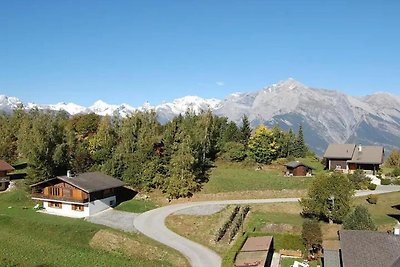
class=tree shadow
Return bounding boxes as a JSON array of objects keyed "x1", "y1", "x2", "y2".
[
  {"x1": 116, "y1": 186, "x2": 138, "y2": 205},
  {"x1": 388, "y1": 214, "x2": 400, "y2": 222}
]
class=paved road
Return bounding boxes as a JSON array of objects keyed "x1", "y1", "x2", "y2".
[
  {"x1": 134, "y1": 185, "x2": 400, "y2": 267},
  {"x1": 86, "y1": 208, "x2": 139, "y2": 232}
]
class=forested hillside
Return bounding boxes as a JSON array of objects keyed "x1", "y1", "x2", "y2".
[{"x1": 0, "y1": 108, "x2": 308, "y2": 198}]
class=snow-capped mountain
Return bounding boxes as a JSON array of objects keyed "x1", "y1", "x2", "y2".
[
  {"x1": 214, "y1": 78, "x2": 400, "y2": 154},
  {"x1": 1, "y1": 79, "x2": 399, "y2": 154}
]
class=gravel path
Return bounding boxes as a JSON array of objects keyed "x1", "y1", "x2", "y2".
[
  {"x1": 85, "y1": 208, "x2": 139, "y2": 232},
  {"x1": 134, "y1": 185, "x2": 400, "y2": 267}
]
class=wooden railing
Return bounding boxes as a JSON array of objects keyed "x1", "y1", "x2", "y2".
[{"x1": 31, "y1": 193, "x2": 88, "y2": 203}]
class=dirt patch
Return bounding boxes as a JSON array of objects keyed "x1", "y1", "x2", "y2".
[
  {"x1": 90, "y1": 229, "x2": 187, "y2": 266},
  {"x1": 251, "y1": 203, "x2": 302, "y2": 215},
  {"x1": 321, "y1": 224, "x2": 341, "y2": 240},
  {"x1": 150, "y1": 189, "x2": 307, "y2": 206},
  {"x1": 261, "y1": 223, "x2": 301, "y2": 234}
]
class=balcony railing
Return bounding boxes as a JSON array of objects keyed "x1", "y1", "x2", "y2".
[{"x1": 31, "y1": 193, "x2": 89, "y2": 203}]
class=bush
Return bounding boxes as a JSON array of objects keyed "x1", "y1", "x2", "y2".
[
  {"x1": 367, "y1": 194, "x2": 378, "y2": 204},
  {"x1": 381, "y1": 178, "x2": 391, "y2": 185},
  {"x1": 392, "y1": 168, "x2": 400, "y2": 177},
  {"x1": 343, "y1": 205, "x2": 377, "y2": 230},
  {"x1": 367, "y1": 183, "x2": 377, "y2": 190}
]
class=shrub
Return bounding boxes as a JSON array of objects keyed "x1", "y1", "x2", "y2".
[
  {"x1": 392, "y1": 168, "x2": 400, "y2": 177},
  {"x1": 343, "y1": 205, "x2": 377, "y2": 231},
  {"x1": 367, "y1": 183, "x2": 377, "y2": 190},
  {"x1": 367, "y1": 194, "x2": 378, "y2": 204},
  {"x1": 229, "y1": 206, "x2": 251, "y2": 243},
  {"x1": 302, "y1": 219, "x2": 322, "y2": 255},
  {"x1": 381, "y1": 178, "x2": 391, "y2": 185}
]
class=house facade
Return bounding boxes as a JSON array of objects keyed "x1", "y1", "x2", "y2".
[
  {"x1": 285, "y1": 161, "x2": 313, "y2": 176},
  {"x1": 0, "y1": 160, "x2": 14, "y2": 191},
  {"x1": 31, "y1": 172, "x2": 124, "y2": 218},
  {"x1": 323, "y1": 144, "x2": 384, "y2": 174}
]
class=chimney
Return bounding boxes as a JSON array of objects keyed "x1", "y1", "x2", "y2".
[
  {"x1": 67, "y1": 170, "x2": 71, "y2": 178},
  {"x1": 358, "y1": 144, "x2": 362, "y2": 153}
]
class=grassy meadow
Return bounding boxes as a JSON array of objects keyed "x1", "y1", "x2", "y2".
[
  {"x1": 201, "y1": 161, "x2": 314, "y2": 194},
  {"x1": 0, "y1": 184, "x2": 187, "y2": 267}
]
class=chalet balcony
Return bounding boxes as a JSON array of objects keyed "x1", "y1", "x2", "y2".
[
  {"x1": 31, "y1": 193, "x2": 89, "y2": 203},
  {"x1": 0, "y1": 176, "x2": 10, "y2": 183}
]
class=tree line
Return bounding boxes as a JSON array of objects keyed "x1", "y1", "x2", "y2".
[{"x1": 0, "y1": 108, "x2": 308, "y2": 198}]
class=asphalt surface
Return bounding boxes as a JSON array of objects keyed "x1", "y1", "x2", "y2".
[
  {"x1": 133, "y1": 185, "x2": 400, "y2": 267},
  {"x1": 86, "y1": 208, "x2": 139, "y2": 232}
]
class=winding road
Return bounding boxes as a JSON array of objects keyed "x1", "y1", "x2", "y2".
[{"x1": 133, "y1": 186, "x2": 400, "y2": 267}]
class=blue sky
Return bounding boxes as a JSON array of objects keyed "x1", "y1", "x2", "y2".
[{"x1": 1, "y1": 1, "x2": 399, "y2": 106}]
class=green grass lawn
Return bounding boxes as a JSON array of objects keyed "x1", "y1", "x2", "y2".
[
  {"x1": 0, "y1": 185, "x2": 184, "y2": 267},
  {"x1": 280, "y1": 257, "x2": 320, "y2": 267},
  {"x1": 201, "y1": 162, "x2": 313, "y2": 194},
  {"x1": 115, "y1": 198, "x2": 158, "y2": 213},
  {"x1": 354, "y1": 191, "x2": 400, "y2": 228}
]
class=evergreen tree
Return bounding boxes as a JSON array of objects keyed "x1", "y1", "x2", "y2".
[
  {"x1": 240, "y1": 115, "x2": 251, "y2": 148},
  {"x1": 343, "y1": 205, "x2": 377, "y2": 231},
  {"x1": 165, "y1": 133, "x2": 198, "y2": 199},
  {"x1": 293, "y1": 124, "x2": 307, "y2": 157}
]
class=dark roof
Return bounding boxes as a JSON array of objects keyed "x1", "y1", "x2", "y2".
[
  {"x1": 323, "y1": 144, "x2": 356, "y2": 159},
  {"x1": 241, "y1": 236, "x2": 273, "y2": 252},
  {"x1": 0, "y1": 160, "x2": 14, "y2": 172},
  {"x1": 31, "y1": 172, "x2": 124, "y2": 193},
  {"x1": 347, "y1": 146, "x2": 384, "y2": 164},
  {"x1": 324, "y1": 144, "x2": 384, "y2": 164},
  {"x1": 340, "y1": 230, "x2": 400, "y2": 267},
  {"x1": 323, "y1": 249, "x2": 341, "y2": 267},
  {"x1": 285, "y1": 161, "x2": 313, "y2": 169}
]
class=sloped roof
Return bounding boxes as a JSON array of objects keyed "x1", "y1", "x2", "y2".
[
  {"x1": 285, "y1": 161, "x2": 313, "y2": 169},
  {"x1": 323, "y1": 144, "x2": 356, "y2": 159},
  {"x1": 240, "y1": 236, "x2": 273, "y2": 252},
  {"x1": 0, "y1": 160, "x2": 14, "y2": 172},
  {"x1": 340, "y1": 230, "x2": 400, "y2": 267},
  {"x1": 31, "y1": 172, "x2": 124, "y2": 193},
  {"x1": 348, "y1": 146, "x2": 384, "y2": 164}
]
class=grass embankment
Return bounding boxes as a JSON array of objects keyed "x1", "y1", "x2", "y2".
[
  {"x1": 0, "y1": 185, "x2": 187, "y2": 267},
  {"x1": 354, "y1": 191, "x2": 400, "y2": 230},
  {"x1": 115, "y1": 198, "x2": 158, "y2": 213}
]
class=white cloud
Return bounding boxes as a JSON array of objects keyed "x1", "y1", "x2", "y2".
[{"x1": 216, "y1": 81, "x2": 225, "y2": 86}]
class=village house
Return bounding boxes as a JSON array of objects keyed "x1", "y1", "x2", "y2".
[
  {"x1": 0, "y1": 160, "x2": 14, "y2": 191},
  {"x1": 31, "y1": 172, "x2": 124, "y2": 218},
  {"x1": 323, "y1": 228, "x2": 400, "y2": 267},
  {"x1": 323, "y1": 144, "x2": 384, "y2": 175},
  {"x1": 285, "y1": 161, "x2": 313, "y2": 176}
]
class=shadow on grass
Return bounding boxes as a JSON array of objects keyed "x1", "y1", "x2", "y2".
[{"x1": 116, "y1": 186, "x2": 138, "y2": 205}]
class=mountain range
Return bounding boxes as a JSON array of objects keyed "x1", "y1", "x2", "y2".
[{"x1": 1, "y1": 78, "x2": 399, "y2": 155}]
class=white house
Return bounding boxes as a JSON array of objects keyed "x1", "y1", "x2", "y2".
[{"x1": 31, "y1": 172, "x2": 124, "y2": 218}]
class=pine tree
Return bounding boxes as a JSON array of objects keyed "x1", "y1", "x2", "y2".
[
  {"x1": 293, "y1": 124, "x2": 307, "y2": 158},
  {"x1": 240, "y1": 115, "x2": 251, "y2": 148},
  {"x1": 165, "y1": 133, "x2": 198, "y2": 199}
]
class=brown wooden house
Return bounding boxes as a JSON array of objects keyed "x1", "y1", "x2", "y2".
[
  {"x1": 0, "y1": 160, "x2": 14, "y2": 191},
  {"x1": 285, "y1": 161, "x2": 313, "y2": 176},
  {"x1": 31, "y1": 172, "x2": 124, "y2": 218},
  {"x1": 324, "y1": 144, "x2": 384, "y2": 174}
]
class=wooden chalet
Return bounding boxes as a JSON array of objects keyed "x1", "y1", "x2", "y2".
[
  {"x1": 285, "y1": 161, "x2": 313, "y2": 176},
  {"x1": 324, "y1": 144, "x2": 384, "y2": 174},
  {"x1": 0, "y1": 160, "x2": 14, "y2": 191},
  {"x1": 31, "y1": 172, "x2": 124, "y2": 218},
  {"x1": 235, "y1": 236, "x2": 274, "y2": 267}
]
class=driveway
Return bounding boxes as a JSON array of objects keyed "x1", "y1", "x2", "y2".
[
  {"x1": 86, "y1": 208, "x2": 139, "y2": 232},
  {"x1": 134, "y1": 185, "x2": 400, "y2": 267}
]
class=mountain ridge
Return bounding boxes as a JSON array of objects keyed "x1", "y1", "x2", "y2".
[{"x1": 1, "y1": 79, "x2": 399, "y2": 154}]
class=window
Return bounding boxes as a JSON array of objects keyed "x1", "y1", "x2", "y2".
[
  {"x1": 71, "y1": 204, "x2": 84, "y2": 212},
  {"x1": 48, "y1": 202, "x2": 62, "y2": 208},
  {"x1": 50, "y1": 187, "x2": 61, "y2": 196}
]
